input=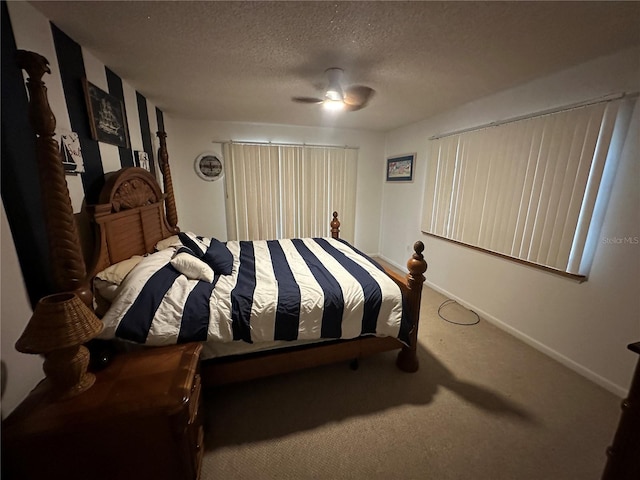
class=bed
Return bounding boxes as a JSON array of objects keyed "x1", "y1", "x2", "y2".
[{"x1": 16, "y1": 49, "x2": 428, "y2": 388}]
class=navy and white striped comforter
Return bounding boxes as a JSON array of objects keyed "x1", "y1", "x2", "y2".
[{"x1": 99, "y1": 237, "x2": 408, "y2": 346}]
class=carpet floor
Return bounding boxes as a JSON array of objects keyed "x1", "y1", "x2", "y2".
[{"x1": 200, "y1": 285, "x2": 621, "y2": 480}]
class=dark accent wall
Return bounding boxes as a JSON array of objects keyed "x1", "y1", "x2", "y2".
[
  {"x1": 1, "y1": 3, "x2": 166, "y2": 305},
  {"x1": 106, "y1": 67, "x2": 134, "y2": 168},
  {"x1": 1, "y1": 0, "x2": 53, "y2": 307},
  {"x1": 156, "y1": 108, "x2": 165, "y2": 164},
  {"x1": 156, "y1": 108, "x2": 165, "y2": 133},
  {"x1": 137, "y1": 92, "x2": 157, "y2": 176},
  {"x1": 51, "y1": 24, "x2": 105, "y2": 203}
]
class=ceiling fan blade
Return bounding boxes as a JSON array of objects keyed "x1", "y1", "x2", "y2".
[
  {"x1": 292, "y1": 96, "x2": 324, "y2": 104},
  {"x1": 343, "y1": 85, "x2": 375, "y2": 111}
]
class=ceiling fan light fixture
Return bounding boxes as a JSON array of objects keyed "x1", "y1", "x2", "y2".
[
  {"x1": 324, "y1": 67, "x2": 345, "y2": 102},
  {"x1": 325, "y1": 84, "x2": 343, "y2": 102},
  {"x1": 292, "y1": 67, "x2": 373, "y2": 113},
  {"x1": 323, "y1": 98, "x2": 345, "y2": 111}
]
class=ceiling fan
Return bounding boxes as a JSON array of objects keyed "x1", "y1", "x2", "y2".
[{"x1": 292, "y1": 68, "x2": 375, "y2": 112}]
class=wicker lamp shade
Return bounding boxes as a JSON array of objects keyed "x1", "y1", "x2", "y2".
[
  {"x1": 16, "y1": 292, "x2": 104, "y2": 399},
  {"x1": 16, "y1": 293, "x2": 103, "y2": 353}
]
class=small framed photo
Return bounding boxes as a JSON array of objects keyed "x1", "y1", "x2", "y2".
[
  {"x1": 386, "y1": 153, "x2": 415, "y2": 182},
  {"x1": 134, "y1": 151, "x2": 151, "y2": 171},
  {"x1": 60, "y1": 131, "x2": 85, "y2": 175},
  {"x1": 82, "y1": 79, "x2": 130, "y2": 148}
]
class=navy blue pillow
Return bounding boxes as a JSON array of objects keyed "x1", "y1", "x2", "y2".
[
  {"x1": 178, "y1": 232, "x2": 206, "y2": 256},
  {"x1": 203, "y1": 238, "x2": 234, "y2": 275}
]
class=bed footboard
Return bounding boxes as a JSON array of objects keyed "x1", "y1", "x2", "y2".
[{"x1": 330, "y1": 213, "x2": 428, "y2": 371}]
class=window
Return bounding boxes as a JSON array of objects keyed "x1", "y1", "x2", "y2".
[
  {"x1": 421, "y1": 96, "x2": 634, "y2": 276},
  {"x1": 224, "y1": 143, "x2": 357, "y2": 242}
]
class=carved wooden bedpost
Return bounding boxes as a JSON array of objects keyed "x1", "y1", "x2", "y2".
[
  {"x1": 15, "y1": 50, "x2": 92, "y2": 307},
  {"x1": 396, "y1": 241, "x2": 428, "y2": 372},
  {"x1": 156, "y1": 131, "x2": 179, "y2": 233},
  {"x1": 331, "y1": 211, "x2": 340, "y2": 239}
]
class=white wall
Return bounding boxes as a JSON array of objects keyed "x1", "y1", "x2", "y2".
[
  {"x1": 381, "y1": 47, "x2": 640, "y2": 396},
  {"x1": 1, "y1": 204, "x2": 43, "y2": 418},
  {"x1": 166, "y1": 119, "x2": 386, "y2": 254}
]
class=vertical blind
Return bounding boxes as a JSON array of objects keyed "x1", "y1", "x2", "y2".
[
  {"x1": 224, "y1": 143, "x2": 357, "y2": 242},
  {"x1": 421, "y1": 98, "x2": 626, "y2": 274},
  {"x1": 224, "y1": 144, "x2": 280, "y2": 240}
]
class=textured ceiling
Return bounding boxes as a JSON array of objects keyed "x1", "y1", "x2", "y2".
[{"x1": 30, "y1": 1, "x2": 640, "y2": 132}]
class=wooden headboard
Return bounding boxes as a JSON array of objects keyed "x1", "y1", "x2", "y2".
[{"x1": 89, "y1": 168, "x2": 177, "y2": 277}]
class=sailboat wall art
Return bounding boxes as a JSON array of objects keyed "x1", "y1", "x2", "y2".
[{"x1": 60, "y1": 131, "x2": 85, "y2": 175}]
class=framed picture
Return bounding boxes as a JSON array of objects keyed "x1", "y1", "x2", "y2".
[
  {"x1": 194, "y1": 152, "x2": 223, "y2": 181},
  {"x1": 134, "y1": 151, "x2": 151, "y2": 171},
  {"x1": 82, "y1": 79, "x2": 130, "y2": 148},
  {"x1": 386, "y1": 153, "x2": 415, "y2": 182},
  {"x1": 60, "y1": 131, "x2": 85, "y2": 175}
]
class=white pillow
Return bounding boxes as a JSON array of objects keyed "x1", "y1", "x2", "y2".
[
  {"x1": 155, "y1": 235, "x2": 182, "y2": 251},
  {"x1": 170, "y1": 249, "x2": 214, "y2": 283},
  {"x1": 95, "y1": 255, "x2": 144, "y2": 285},
  {"x1": 93, "y1": 278, "x2": 119, "y2": 302},
  {"x1": 93, "y1": 278, "x2": 119, "y2": 317}
]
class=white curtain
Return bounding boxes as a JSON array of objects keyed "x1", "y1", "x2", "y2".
[
  {"x1": 224, "y1": 143, "x2": 357, "y2": 242},
  {"x1": 422, "y1": 99, "x2": 625, "y2": 274}
]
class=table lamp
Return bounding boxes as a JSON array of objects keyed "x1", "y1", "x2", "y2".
[{"x1": 15, "y1": 292, "x2": 104, "y2": 400}]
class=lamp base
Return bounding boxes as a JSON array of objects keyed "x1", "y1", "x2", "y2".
[{"x1": 43, "y1": 344, "x2": 96, "y2": 400}]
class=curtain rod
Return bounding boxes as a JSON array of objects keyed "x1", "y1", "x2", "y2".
[
  {"x1": 210, "y1": 139, "x2": 359, "y2": 150},
  {"x1": 429, "y1": 91, "x2": 639, "y2": 141}
]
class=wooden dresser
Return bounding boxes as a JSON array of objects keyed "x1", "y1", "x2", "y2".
[{"x1": 2, "y1": 343, "x2": 204, "y2": 480}]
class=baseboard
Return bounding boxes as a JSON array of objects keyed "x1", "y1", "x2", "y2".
[
  {"x1": 377, "y1": 254, "x2": 407, "y2": 273},
  {"x1": 424, "y1": 280, "x2": 628, "y2": 398}
]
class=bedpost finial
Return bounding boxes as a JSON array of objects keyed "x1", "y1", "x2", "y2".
[
  {"x1": 156, "y1": 131, "x2": 169, "y2": 173},
  {"x1": 156, "y1": 131, "x2": 178, "y2": 232},
  {"x1": 16, "y1": 50, "x2": 51, "y2": 80},
  {"x1": 413, "y1": 240, "x2": 424, "y2": 257},
  {"x1": 407, "y1": 241, "x2": 427, "y2": 289},
  {"x1": 330, "y1": 212, "x2": 340, "y2": 239},
  {"x1": 16, "y1": 50, "x2": 56, "y2": 136}
]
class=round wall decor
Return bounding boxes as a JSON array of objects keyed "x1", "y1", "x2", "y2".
[{"x1": 194, "y1": 152, "x2": 223, "y2": 181}]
